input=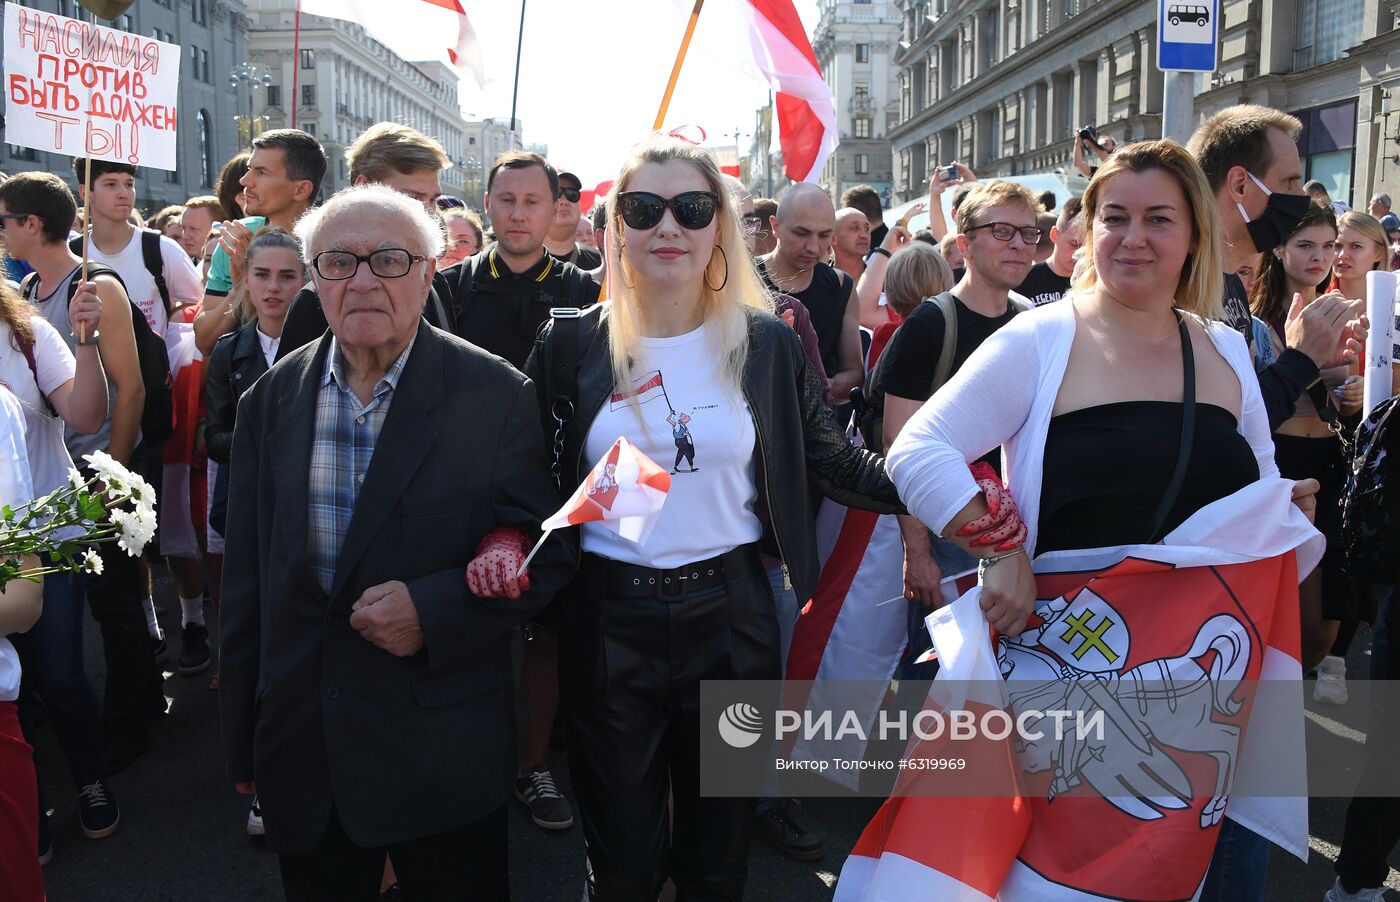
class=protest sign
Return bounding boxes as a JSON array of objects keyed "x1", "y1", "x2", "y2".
[{"x1": 4, "y1": 4, "x2": 181, "y2": 170}]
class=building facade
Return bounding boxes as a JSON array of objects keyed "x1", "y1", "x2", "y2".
[
  {"x1": 887, "y1": 0, "x2": 1400, "y2": 209},
  {"x1": 1, "y1": 0, "x2": 251, "y2": 215},
  {"x1": 811, "y1": 0, "x2": 903, "y2": 207},
  {"x1": 244, "y1": 0, "x2": 466, "y2": 200},
  {"x1": 461, "y1": 118, "x2": 524, "y2": 209}
]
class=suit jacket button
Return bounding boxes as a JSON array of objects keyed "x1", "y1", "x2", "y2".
[
  {"x1": 326, "y1": 687, "x2": 340, "y2": 700},
  {"x1": 327, "y1": 613, "x2": 341, "y2": 625}
]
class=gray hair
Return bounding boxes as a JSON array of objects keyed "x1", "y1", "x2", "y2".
[
  {"x1": 1372, "y1": 193, "x2": 1392, "y2": 209},
  {"x1": 294, "y1": 183, "x2": 446, "y2": 263}
]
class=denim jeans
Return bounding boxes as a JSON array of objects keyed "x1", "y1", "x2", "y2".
[
  {"x1": 767, "y1": 565, "x2": 800, "y2": 670},
  {"x1": 1199, "y1": 816, "x2": 1269, "y2": 901},
  {"x1": 13, "y1": 569, "x2": 104, "y2": 787}
]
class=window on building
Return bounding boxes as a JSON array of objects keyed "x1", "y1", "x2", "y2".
[
  {"x1": 854, "y1": 83, "x2": 870, "y2": 100},
  {"x1": 61, "y1": 0, "x2": 82, "y2": 19},
  {"x1": 856, "y1": 153, "x2": 870, "y2": 175},
  {"x1": 856, "y1": 43, "x2": 870, "y2": 64},
  {"x1": 301, "y1": 50, "x2": 316, "y2": 70},
  {"x1": 304, "y1": 123, "x2": 317, "y2": 138},
  {"x1": 854, "y1": 117, "x2": 872, "y2": 139},
  {"x1": 200, "y1": 49, "x2": 210, "y2": 84},
  {"x1": 469, "y1": 136, "x2": 476, "y2": 145},
  {"x1": 1294, "y1": 0, "x2": 1363, "y2": 69},
  {"x1": 165, "y1": 156, "x2": 180, "y2": 184},
  {"x1": 197, "y1": 110, "x2": 214, "y2": 188},
  {"x1": 267, "y1": 85, "x2": 281, "y2": 108},
  {"x1": 8, "y1": 145, "x2": 37, "y2": 161},
  {"x1": 302, "y1": 84, "x2": 316, "y2": 106},
  {"x1": 115, "y1": 14, "x2": 132, "y2": 31},
  {"x1": 1295, "y1": 99, "x2": 1358, "y2": 205},
  {"x1": 192, "y1": 0, "x2": 207, "y2": 26}
]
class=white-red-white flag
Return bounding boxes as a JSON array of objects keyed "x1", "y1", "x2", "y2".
[
  {"x1": 541, "y1": 437, "x2": 671, "y2": 546},
  {"x1": 297, "y1": 0, "x2": 485, "y2": 85}
]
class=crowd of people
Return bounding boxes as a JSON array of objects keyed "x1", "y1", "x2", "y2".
[{"x1": 0, "y1": 100, "x2": 1394, "y2": 902}]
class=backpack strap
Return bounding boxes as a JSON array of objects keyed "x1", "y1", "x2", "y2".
[
  {"x1": 16, "y1": 333, "x2": 58, "y2": 417},
  {"x1": 19, "y1": 271, "x2": 38, "y2": 302},
  {"x1": 930, "y1": 291, "x2": 960, "y2": 395},
  {"x1": 141, "y1": 229, "x2": 171, "y2": 314}
]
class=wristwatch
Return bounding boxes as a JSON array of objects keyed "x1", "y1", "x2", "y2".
[{"x1": 76, "y1": 329, "x2": 101, "y2": 346}]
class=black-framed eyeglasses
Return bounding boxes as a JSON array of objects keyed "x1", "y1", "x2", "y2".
[
  {"x1": 0, "y1": 213, "x2": 33, "y2": 231},
  {"x1": 311, "y1": 248, "x2": 427, "y2": 280},
  {"x1": 558, "y1": 186, "x2": 582, "y2": 203},
  {"x1": 434, "y1": 195, "x2": 466, "y2": 210},
  {"x1": 617, "y1": 191, "x2": 719, "y2": 231},
  {"x1": 964, "y1": 222, "x2": 1042, "y2": 244}
]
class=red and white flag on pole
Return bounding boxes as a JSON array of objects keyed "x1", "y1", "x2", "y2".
[
  {"x1": 739, "y1": 0, "x2": 837, "y2": 183},
  {"x1": 541, "y1": 437, "x2": 671, "y2": 546},
  {"x1": 297, "y1": 0, "x2": 485, "y2": 85},
  {"x1": 835, "y1": 479, "x2": 1322, "y2": 901}
]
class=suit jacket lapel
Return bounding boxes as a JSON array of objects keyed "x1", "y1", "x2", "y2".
[
  {"x1": 271, "y1": 334, "x2": 330, "y2": 604},
  {"x1": 329, "y1": 322, "x2": 444, "y2": 604}
]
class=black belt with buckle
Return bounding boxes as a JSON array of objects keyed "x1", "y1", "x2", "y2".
[{"x1": 588, "y1": 545, "x2": 764, "y2": 600}]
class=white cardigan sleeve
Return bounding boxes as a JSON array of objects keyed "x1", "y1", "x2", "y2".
[
  {"x1": 1207, "y1": 320, "x2": 1279, "y2": 480},
  {"x1": 885, "y1": 316, "x2": 1044, "y2": 535}
]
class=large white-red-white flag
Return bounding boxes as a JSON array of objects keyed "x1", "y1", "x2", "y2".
[
  {"x1": 541, "y1": 437, "x2": 671, "y2": 546},
  {"x1": 835, "y1": 479, "x2": 1322, "y2": 901},
  {"x1": 297, "y1": 0, "x2": 484, "y2": 85}
]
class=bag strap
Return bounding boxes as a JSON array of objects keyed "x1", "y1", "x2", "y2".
[
  {"x1": 930, "y1": 291, "x2": 960, "y2": 395},
  {"x1": 546, "y1": 307, "x2": 583, "y2": 489},
  {"x1": 141, "y1": 229, "x2": 171, "y2": 315},
  {"x1": 1146, "y1": 310, "x2": 1197, "y2": 543},
  {"x1": 16, "y1": 334, "x2": 58, "y2": 417}
]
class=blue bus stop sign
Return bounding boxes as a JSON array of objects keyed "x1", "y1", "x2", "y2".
[{"x1": 1157, "y1": 0, "x2": 1219, "y2": 72}]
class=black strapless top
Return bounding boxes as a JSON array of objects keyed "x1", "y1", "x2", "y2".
[{"x1": 1036, "y1": 401, "x2": 1259, "y2": 554}]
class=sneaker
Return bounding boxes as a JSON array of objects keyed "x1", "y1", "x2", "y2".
[
  {"x1": 178, "y1": 622, "x2": 211, "y2": 676},
  {"x1": 1324, "y1": 877, "x2": 1395, "y2": 901},
  {"x1": 753, "y1": 799, "x2": 824, "y2": 861},
  {"x1": 514, "y1": 767, "x2": 574, "y2": 830},
  {"x1": 246, "y1": 796, "x2": 265, "y2": 837},
  {"x1": 77, "y1": 780, "x2": 120, "y2": 839},
  {"x1": 37, "y1": 810, "x2": 52, "y2": 866},
  {"x1": 1314, "y1": 655, "x2": 1349, "y2": 706}
]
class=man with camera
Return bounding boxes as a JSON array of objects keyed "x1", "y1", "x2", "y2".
[{"x1": 1072, "y1": 125, "x2": 1117, "y2": 178}]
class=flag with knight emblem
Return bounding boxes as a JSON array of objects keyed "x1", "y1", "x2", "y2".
[
  {"x1": 540, "y1": 436, "x2": 671, "y2": 546},
  {"x1": 835, "y1": 478, "x2": 1323, "y2": 901}
]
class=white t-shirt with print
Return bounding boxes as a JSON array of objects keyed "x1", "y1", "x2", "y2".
[
  {"x1": 582, "y1": 324, "x2": 762, "y2": 569},
  {"x1": 84, "y1": 228, "x2": 204, "y2": 337},
  {"x1": 0, "y1": 387, "x2": 33, "y2": 701},
  {"x1": 0, "y1": 315, "x2": 77, "y2": 498}
]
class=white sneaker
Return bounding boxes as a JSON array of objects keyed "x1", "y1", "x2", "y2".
[
  {"x1": 246, "y1": 796, "x2": 265, "y2": 837},
  {"x1": 1324, "y1": 877, "x2": 1391, "y2": 901},
  {"x1": 1314, "y1": 655, "x2": 1349, "y2": 706}
]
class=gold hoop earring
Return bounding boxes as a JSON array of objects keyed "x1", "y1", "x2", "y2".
[{"x1": 704, "y1": 245, "x2": 729, "y2": 292}]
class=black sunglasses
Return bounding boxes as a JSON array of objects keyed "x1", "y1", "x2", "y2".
[
  {"x1": 617, "y1": 191, "x2": 719, "y2": 231},
  {"x1": 559, "y1": 186, "x2": 582, "y2": 203},
  {"x1": 0, "y1": 213, "x2": 32, "y2": 230},
  {"x1": 434, "y1": 195, "x2": 466, "y2": 210}
]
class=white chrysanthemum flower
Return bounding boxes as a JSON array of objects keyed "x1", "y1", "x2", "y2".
[
  {"x1": 82, "y1": 550, "x2": 103, "y2": 575},
  {"x1": 82, "y1": 450, "x2": 128, "y2": 495},
  {"x1": 68, "y1": 468, "x2": 86, "y2": 490},
  {"x1": 110, "y1": 509, "x2": 142, "y2": 557}
]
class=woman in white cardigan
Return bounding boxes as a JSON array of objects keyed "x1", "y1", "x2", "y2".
[{"x1": 886, "y1": 139, "x2": 1319, "y2": 637}]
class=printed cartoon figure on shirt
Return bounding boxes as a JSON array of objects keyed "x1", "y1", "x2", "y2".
[{"x1": 667, "y1": 410, "x2": 698, "y2": 473}]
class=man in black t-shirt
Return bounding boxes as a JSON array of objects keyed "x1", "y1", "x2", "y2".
[
  {"x1": 543, "y1": 170, "x2": 603, "y2": 272},
  {"x1": 759, "y1": 184, "x2": 864, "y2": 400},
  {"x1": 878, "y1": 180, "x2": 1039, "y2": 608},
  {"x1": 1015, "y1": 195, "x2": 1082, "y2": 306}
]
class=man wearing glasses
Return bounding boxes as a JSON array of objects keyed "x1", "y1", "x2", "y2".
[
  {"x1": 220, "y1": 185, "x2": 573, "y2": 900},
  {"x1": 543, "y1": 170, "x2": 602, "y2": 272},
  {"x1": 874, "y1": 180, "x2": 1037, "y2": 621}
]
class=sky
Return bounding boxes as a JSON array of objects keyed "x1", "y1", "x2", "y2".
[{"x1": 360, "y1": 0, "x2": 823, "y2": 189}]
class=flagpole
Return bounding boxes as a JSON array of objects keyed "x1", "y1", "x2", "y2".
[
  {"x1": 509, "y1": 0, "x2": 527, "y2": 136},
  {"x1": 516, "y1": 528, "x2": 552, "y2": 579},
  {"x1": 291, "y1": 0, "x2": 302, "y2": 130},
  {"x1": 653, "y1": 0, "x2": 705, "y2": 130}
]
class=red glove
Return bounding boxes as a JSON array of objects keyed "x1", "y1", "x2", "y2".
[
  {"x1": 955, "y1": 462, "x2": 1027, "y2": 552},
  {"x1": 465, "y1": 527, "x2": 531, "y2": 599}
]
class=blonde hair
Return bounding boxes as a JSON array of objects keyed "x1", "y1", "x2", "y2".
[
  {"x1": 884, "y1": 243, "x2": 954, "y2": 318},
  {"x1": 1073, "y1": 139, "x2": 1225, "y2": 320},
  {"x1": 1337, "y1": 211, "x2": 1390, "y2": 272},
  {"x1": 954, "y1": 181, "x2": 1039, "y2": 234},
  {"x1": 605, "y1": 135, "x2": 773, "y2": 406}
]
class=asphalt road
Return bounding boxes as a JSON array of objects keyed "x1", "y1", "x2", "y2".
[{"x1": 30, "y1": 569, "x2": 1400, "y2": 901}]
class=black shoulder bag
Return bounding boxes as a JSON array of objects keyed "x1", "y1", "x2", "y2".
[{"x1": 1145, "y1": 311, "x2": 1197, "y2": 543}]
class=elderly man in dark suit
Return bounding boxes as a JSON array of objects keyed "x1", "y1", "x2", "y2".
[{"x1": 219, "y1": 184, "x2": 574, "y2": 901}]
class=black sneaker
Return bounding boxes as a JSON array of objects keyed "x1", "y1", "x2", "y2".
[
  {"x1": 178, "y1": 622, "x2": 211, "y2": 676},
  {"x1": 246, "y1": 795, "x2": 265, "y2": 837},
  {"x1": 514, "y1": 767, "x2": 574, "y2": 830},
  {"x1": 77, "y1": 780, "x2": 120, "y2": 839},
  {"x1": 37, "y1": 809, "x2": 52, "y2": 866},
  {"x1": 753, "y1": 799, "x2": 824, "y2": 861}
]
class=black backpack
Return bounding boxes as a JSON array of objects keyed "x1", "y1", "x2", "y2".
[
  {"x1": 24, "y1": 263, "x2": 175, "y2": 447},
  {"x1": 69, "y1": 229, "x2": 170, "y2": 314},
  {"x1": 1340, "y1": 395, "x2": 1400, "y2": 584}
]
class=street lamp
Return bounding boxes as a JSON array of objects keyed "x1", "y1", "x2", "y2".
[{"x1": 229, "y1": 62, "x2": 273, "y2": 145}]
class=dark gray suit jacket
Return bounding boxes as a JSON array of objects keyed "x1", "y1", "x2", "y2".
[{"x1": 219, "y1": 320, "x2": 576, "y2": 854}]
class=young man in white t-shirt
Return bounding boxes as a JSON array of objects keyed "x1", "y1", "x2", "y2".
[{"x1": 75, "y1": 158, "x2": 210, "y2": 674}]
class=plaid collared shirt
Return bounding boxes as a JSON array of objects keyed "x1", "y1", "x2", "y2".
[{"x1": 307, "y1": 336, "x2": 415, "y2": 595}]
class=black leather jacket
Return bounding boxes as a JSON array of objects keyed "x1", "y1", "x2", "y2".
[
  {"x1": 524, "y1": 304, "x2": 902, "y2": 602},
  {"x1": 205, "y1": 321, "x2": 270, "y2": 465}
]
